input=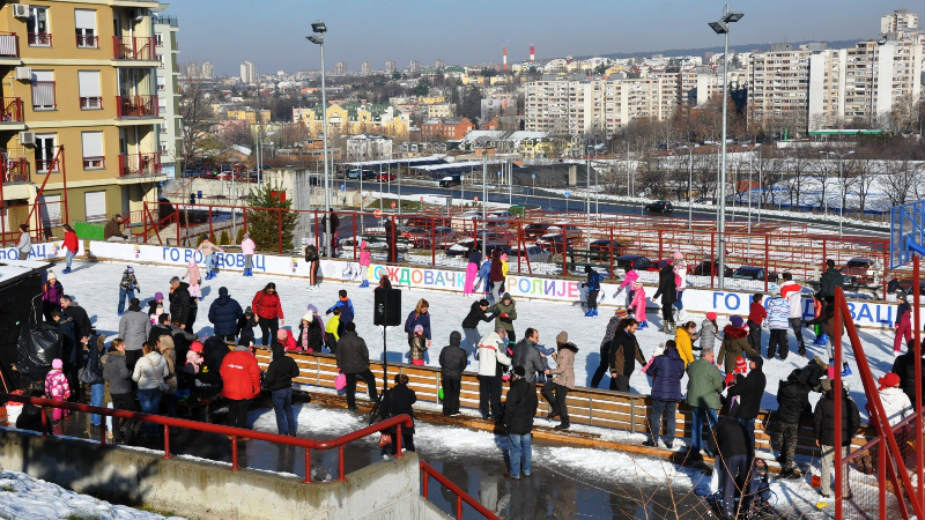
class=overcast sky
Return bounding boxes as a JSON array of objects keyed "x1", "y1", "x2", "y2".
[{"x1": 169, "y1": 1, "x2": 925, "y2": 74}]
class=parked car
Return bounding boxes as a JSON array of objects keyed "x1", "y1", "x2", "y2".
[
  {"x1": 378, "y1": 172, "x2": 396, "y2": 182},
  {"x1": 732, "y1": 265, "x2": 778, "y2": 282},
  {"x1": 588, "y1": 239, "x2": 626, "y2": 261},
  {"x1": 515, "y1": 244, "x2": 553, "y2": 264},
  {"x1": 347, "y1": 169, "x2": 376, "y2": 180},
  {"x1": 645, "y1": 200, "x2": 673, "y2": 214},
  {"x1": 840, "y1": 257, "x2": 880, "y2": 288},
  {"x1": 690, "y1": 259, "x2": 734, "y2": 278},
  {"x1": 523, "y1": 223, "x2": 552, "y2": 239},
  {"x1": 615, "y1": 254, "x2": 653, "y2": 271},
  {"x1": 537, "y1": 232, "x2": 583, "y2": 254},
  {"x1": 438, "y1": 175, "x2": 461, "y2": 187},
  {"x1": 546, "y1": 224, "x2": 583, "y2": 240},
  {"x1": 412, "y1": 226, "x2": 458, "y2": 249}
]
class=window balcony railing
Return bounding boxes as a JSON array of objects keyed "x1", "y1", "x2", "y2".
[
  {"x1": 82, "y1": 156, "x2": 104, "y2": 170},
  {"x1": 35, "y1": 157, "x2": 58, "y2": 174},
  {"x1": 80, "y1": 96, "x2": 102, "y2": 110},
  {"x1": 116, "y1": 95, "x2": 158, "y2": 118},
  {"x1": 113, "y1": 35, "x2": 155, "y2": 61},
  {"x1": 0, "y1": 32, "x2": 19, "y2": 57},
  {"x1": 28, "y1": 33, "x2": 52, "y2": 47},
  {"x1": 0, "y1": 98, "x2": 23, "y2": 123},
  {"x1": 76, "y1": 33, "x2": 98, "y2": 49},
  {"x1": 1, "y1": 153, "x2": 29, "y2": 184},
  {"x1": 119, "y1": 152, "x2": 161, "y2": 177}
]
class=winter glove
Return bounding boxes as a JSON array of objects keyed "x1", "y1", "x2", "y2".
[{"x1": 500, "y1": 312, "x2": 509, "y2": 318}]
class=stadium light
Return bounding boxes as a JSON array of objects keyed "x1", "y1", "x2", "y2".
[{"x1": 307, "y1": 23, "x2": 332, "y2": 256}]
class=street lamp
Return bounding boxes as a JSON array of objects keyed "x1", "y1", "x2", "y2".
[
  {"x1": 708, "y1": 4, "x2": 743, "y2": 290},
  {"x1": 307, "y1": 21, "x2": 332, "y2": 257}
]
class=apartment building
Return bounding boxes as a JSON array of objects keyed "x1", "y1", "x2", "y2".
[
  {"x1": 0, "y1": 0, "x2": 165, "y2": 237},
  {"x1": 746, "y1": 44, "x2": 811, "y2": 132},
  {"x1": 239, "y1": 60, "x2": 255, "y2": 85},
  {"x1": 154, "y1": 13, "x2": 180, "y2": 178}
]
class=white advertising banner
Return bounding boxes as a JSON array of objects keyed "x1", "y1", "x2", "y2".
[{"x1": 0, "y1": 240, "x2": 85, "y2": 262}]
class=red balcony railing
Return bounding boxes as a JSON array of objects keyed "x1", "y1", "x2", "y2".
[
  {"x1": 1, "y1": 153, "x2": 29, "y2": 183},
  {"x1": 76, "y1": 33, "x2": 98, "y2": 49},
  {"x1": 119, "y1": 152, "x2": 161, "y2": 177},
  {"x1": 0, "y1": 32, "x2": 19, "y2": 57},
  {"x1": 0, "y1": 98, "x2": 23, "y2": 123},
  {"x1": 113, "y1": 35, "x2": 155, "y2": 60},
  {"x1": 28, "y1": 33, "x2": 52, "y2": 47},
  {"x1": 116, "y1": 95, "x2": 158, "y2": 118}
]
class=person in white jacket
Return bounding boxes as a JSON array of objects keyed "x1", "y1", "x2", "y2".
[
  {"x1": 476, "y1": 325, "x2": 511, "y2": 420},
  {"x1": 132, "y1": 342, "x2": 169, "y2": 435},
  {"x1": 15, "y1": 224, "x2": 30, "y2": 260},
  {"x1": 877, "y1": 372, "x2": 912, "y2": 426},
  {"x1": 779, "y1": 273, "x2": 806, "y2": 356}
]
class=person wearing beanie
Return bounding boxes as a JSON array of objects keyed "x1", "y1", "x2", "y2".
[
  {"x1": 644, "y1": 339, "x2": 684, "y2": 449},
  {"x1": 630, "y1": 281, "x2": 649, "y2": 329},
  {"x1": 542, "y1": 331, "x2": 578, "y2": 431},
  {"x1": 717, "y1": 316, "x2": 758, "y2": 375},
  {"x1": 264, "y1": 344, "x2": 301, "y2": 436},
  {"x1": 489, "y1": 293, "x2": 518, "y2": 344},
  {"x1": 276, "y1": 328, "x2": 298, "y2": 352},
  {"x1": 404, "y1": 298, "x2": 432, "y2": 362},
  {"x1": 240, "y1": 232, "x2": 256, "y2": 277},
  {"x1": 41, "y1": 270, "x2": 63, "y2": 322},
  {"x1": 439, "y1": 331, "x2": 467, "y2": 416},
  {"x1": 185, "y1": 340, "x2": 205, "y2": 375},
  {"x1": 765, "y1": 286, "x2": 791, "y2": 360},
  {"x1": 236, "y1": 306, "x2": 257, "y2": 347},
  {"x1": 582, "y1": 265, "x2": 603, "y2": 317},
  {"x1": 335, "y1": 321, "x2": 378, "y2": 411},
  {"x1": 877, "y1": 372, "x2": 912, "y2": 427},
  {"x1": 116, "y1": 266, "x2": 140, "y2": 316},
  {"x1": 489, "y1": 249, "x2": 505, "y2": 304},
  {"x1": 147, "y1": 292, "x2": 165, "y2": 321},
  {"x1": 774, "y1": 368, "x2": 812, "y2": 479},
  {"x1": 45, "y1": 358, "x2": 71, "y2": 422},
  {"x1": 168, "y1": 276, "x2": 195, "y2": 332},
  {"x1": 297, "y1": 312, "x2": 324, "y2": 353},
  {"x1": 409, "y1": 323, "x2": 428, "y2": 365},
  {"x1": 727, "y1": 355, "x2": 766, "y2": 447},
  {"x1": 699, "y1": 312, "x2": 719, "y2": 352},
  {"x1": 461, "y1": 299, "x2": 493, "y2": 356},
  {"x1": 503, "y1": 364, "x2": 538, "y2": 479},
  {"x1": 476, "y1": 325, "x2": 512, "y2": 419},
  {"x1": 209, "y1": 287, "x2": 243, "y2": 342}
]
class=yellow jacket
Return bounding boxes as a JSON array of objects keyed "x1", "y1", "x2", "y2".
[
  {"x1": 501, "y1": 260, "x2": 509, "y2": 277},
  {"x1": 325, "y1": 315, "x2": 341, "y2": 341},
  {"x1": 674, "y1": 327, "x2": 694, "y2": 367}
]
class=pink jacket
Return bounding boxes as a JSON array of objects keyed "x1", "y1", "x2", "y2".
[
  {"x1": 630, "y1": 284, "x2": 648, "y2": 322},
  {"x1": 358, "y1": 242, "x2": 371, "y2": 267},
  {"x1": 45, "y1": 369, "x2": 71, "y2": 401},
  {"x1": 241, "y1": 238, "x2": 256, "y2": 255},
  {"x1": 619, "y1": 269, "x2": 639, "y2": 290}
]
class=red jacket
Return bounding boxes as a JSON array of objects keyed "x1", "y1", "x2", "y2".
[
  {"x1": 220, "y1": 349, "x2": 261, "y2": 400},
  {"x1": 748, "y1": 301, "x2": 767, "y2": 324},
  {"x1": 63, "y1": 231, "x2": 78, "y2": 253},
  {"x1": 252, "y1": 290, "x2": 284, "y2": 320}
]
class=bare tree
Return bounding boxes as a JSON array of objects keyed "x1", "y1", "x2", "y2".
[
  {"x1": 881, "y1": 159, "x2": 921, "y2": 207},
  {"x1": 180, "y1": 79, "x2": 214, "y2": 167}
]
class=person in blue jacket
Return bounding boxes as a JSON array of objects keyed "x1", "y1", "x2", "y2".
[
  {"x1": 326, "y1": 289, "x2": 355, "y2": 323},
  {"x1": 582, "y1": 265, "x2": 604, "y2": 317},
  {"x1": 644, "y1": 340, "x2": 685, "y2": 449},
  {"x1": 478, "y1": 259, "x2": 493, "y2": 303},
  {"x1": 208, "y1": 287, "x2": 244, "y2": 342}
]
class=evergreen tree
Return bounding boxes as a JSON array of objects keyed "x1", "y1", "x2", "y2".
[
  {"x1": 246, "y1": 183, "x2": 298, "y2": 252},
  {"x1": 219, "y1": 229, "x2": 230, "y2": 245}
]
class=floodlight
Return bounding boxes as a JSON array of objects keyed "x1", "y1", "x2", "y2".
[
  {"x1": 311, "y1": 22, "x2": 326, "y2": 34},
  {"x1": 708, "y1": 21, "x2": 727, "y2": 34},
  {"x1": 307, "y1": 35, "x2": 323, "y2": 45},
  {"x1": 723, "y1": 12, "x2": 744, "y2": 23}
]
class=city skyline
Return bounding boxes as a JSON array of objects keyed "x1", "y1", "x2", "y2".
[{"x1": 172, "y1": 0, "x2": 924, "y2": 75}]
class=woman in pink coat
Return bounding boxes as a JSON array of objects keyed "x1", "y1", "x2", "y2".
[
  {"x1": 241, "y1": 232, "x2": 256, "y2": 277},
  {"x1": 358, "y1": 241, "x2": 371, "y2": 288},
  {"x1": 184, "y1": 258, "x2": 202, "y2": 299},
  {"x1": 618, "y1": 268, "x2": 639, "y2": 307},
  {"x1": 463, "y1": 251, "x2": 481, "y2": 295},
  {"x1": 630, "y1": 281, "x2": 649, "y2": 329}
]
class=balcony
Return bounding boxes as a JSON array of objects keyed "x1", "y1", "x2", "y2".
[
  {"x1": 0, "y1": 32, "x2": 19, "y2": 57},
  {"x1": 0, "y1": 98, "x2": 23, "y2": 123},
  {"x1": 119, "y1": 152, "x2": 161, "y2": 178},
  {"x1": 28, "y1": 33, "x2": 52, "y2": 47},
  {"x1": 113, "y1": 35, "x2": 156, "y2": 61},
  {"x1": 116, "y1": 95, "x2": 158, "y2": 118},
  {"x1": 1, "y1": 154, "x2": 29, "y2": 184}
]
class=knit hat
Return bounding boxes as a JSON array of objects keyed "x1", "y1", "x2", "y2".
[
  {"x1": 879, "y1": 372, "x2": 901, "y2": 390},
  {"x1": 125, "y1": 266, "x2": 134, "y2": 274},
  {"x1": 46, "y1": 270, "x2": 56, "y2": 280},
  {"x1": 730, "y1": 315, "x2": 744, "y2": 328},
  {"x1": 413, "y1": 324, "x2": 424, "y2": 335},
  {"x1": 615, "y1": 308, "x2": 628, "y2": 318},
  {"x1": 502, "y1": 292, "x2": 512, "y2": 302},
  {"x1": 734, "y1": 356, "x2": 748, "y2": 374},
  {"x1": 672, "y1": 251, "x2": 684, "y2": 261},
  {"x1": 190, "y1": 341, "x2": 204, "y2": 353},
  {"x1": 154, "y1": 292, "x2": 164, "y2": 302},
  {"x1": 556, "y1": 330, "x2": 568, "y2": 345},
  {"x1": 306, "y1": 304, "x2": 319, "y2": 314},
  {"x1": 706, "y1": 312, "x2": 717, "y2": 321},
  {"x1": 302, "y1": 312, "x2": 314, "y2": 323},
  {"x1": 52, "y1": 358, "x2": 63, "y2": 370},
  {"x1": 478, "y1": 299, "x2": 489, "y2": 307}
]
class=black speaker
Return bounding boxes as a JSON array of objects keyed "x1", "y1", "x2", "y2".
[{"x1": 374, "y1": 287, "x2": 401, "y2": 326}]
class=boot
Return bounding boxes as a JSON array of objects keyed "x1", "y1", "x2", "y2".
[
  {"x1": 842, "y1": 363, "x2": 852, "y2": 377},
  {"x1": 592, "y1": 308, "x2": 599, "y2": 317},
  {"x1": 242, "y1": 268, "x2": 250, "y2": 276},
  {"x1": 638, "y1": 321, "x2": 648, "y2": 329},
  {"x1": 813, "y1": 333, "x2": 828, "y2": 346},
  {"x1": 359, "y1": 279, "x2": 369, "y2": 288},
  {"x1": 584, "y1": 309, "x2": 594, "y2": 317}
]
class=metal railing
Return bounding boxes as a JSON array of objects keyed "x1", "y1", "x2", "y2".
[
  {"x1": 0, "y1": 32, "x2": 19, "y2": 57},
  {"x1": 116, "y1": 95, "x2": 158, "y2": 118},
  {"x1": 27, "y1": 32, "x2": 52, "y2": 47},
  {"x1": 119, "y1": 152, "x2": 161, "y2": 177},
  {"x1": 113, "y1": 35, "x2": 155, "y2": 60},
  {"x1": 0, "y1": 97, "x2": 23, "y2": 122},
  {"x1": 420, "y1": 460, "x2": 500, "y2": 520},
  {"x1": 2, "y1": 392, "x2": 412, "y2": 483},
  {"x1": 76, "y1": 33, "x2": 98, "y2": 48}
]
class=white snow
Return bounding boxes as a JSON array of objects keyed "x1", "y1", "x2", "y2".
[{"x1": 0, "y1": 469, "x2": 185, "y2": 520}]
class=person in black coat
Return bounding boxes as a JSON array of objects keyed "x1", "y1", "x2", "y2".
[
  {"x1": 15, "y1": 389, "x2": 48, "y2": 433},
  {"x1": 149, "y1": 313, "x2": 173, "y2": 346},
  {"x1": 715, "y1": 414, "x2": 754, "y2": 519},
  {"x1": 237, "y1": 306, "x2": 257, "y2": 347},
  {"x1": 438, "y1": 331, "x2": 467, "y2": 416},
  {"x1": 61, "y1": 295, "x2": 92, "y2": 344},
  {"x1": 892, "y1": 341, "x2": 925, "y2": 405},
  {"x1": 461, "y1": 299, "x2": 493, "y2": 356},
  {"x1": 200, "y1": 335, "x2": 229, "y2": 387},
  {"x1": 813, "y1": 381, "x2": 861, "y2": 498},
  {"x1": 169, "y1": 277, "x2": 195, "y2": 331},
  {"x1": 297, "y1": 312, "x2": 325, "y2": 352},
  {"x1": 380, "y1": 373, "x2": 417, "y2": 457},
  {"x1": 503, "y1": 366, "x2": 539, "y2": 479},
  {"x1": 773, "y1": 369, "x2": 811, "y2": 479},
  {"x1": 208, "y1": 287, "x2": 244, "y2": 341},
  {"x1": 652, "y1": 263, "x2": 677, "y2": 330},
  {"x1": 264, "y1": 346, "x2": 300, "y2": 435},
  {"x1": 727, "y1": 355, "x2": 766, "y2": 447},
  {"x1": 335, "y1": 322, "x2": 378, "y2": 411}
]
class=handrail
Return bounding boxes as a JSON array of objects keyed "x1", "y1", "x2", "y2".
[
  {"x1": 2, "y1": 393, "x2": 412, "y2": 483},
  {"x1": 420, "y1": 460, "x2": 499, "y2": 520}
]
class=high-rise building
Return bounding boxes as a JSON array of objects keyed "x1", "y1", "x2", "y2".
[
  {"x1": 360, "y1": 61, "x2": 371, "y2": 76},
  {"x1": 0, "y1": 0, "x2": 166, "y2": 234},
  {"x1": 240, "y1": 60, "x2": 256, "y2": 84},
  {"x1": 154, "y1": 13, "x2": 182, "y2": 178},
  {"x1": 200, "y1": 61, "x2": 214, "y2": 79},
  {"x1": 334, "y1": 61, "x2": 347, "y2": 75},
  {"x1": 881, "y1": 9, "x2": 918, "y2": 35},
  {"x1": 385, "y1": 60, "x2": 397, "y2": 74},
  {"x1": 408, "y1": 59, "x2": 420, "y2": 75},
  {"x1": 184, "y1": 62, "x2": 200, "y2": 79},
  {"x1": 434, "y1": 59, "x2": 444, "y2": 70}
]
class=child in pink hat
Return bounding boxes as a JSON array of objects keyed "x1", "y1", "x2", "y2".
[{"x1": 44, "y1": 358, "x2": 71, "y2": 421}]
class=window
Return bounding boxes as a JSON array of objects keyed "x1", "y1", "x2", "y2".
[
  {"x1": 34, "y1": 134, "x2": 57, "y2": 172},
  {"x1": 39, "y1": 194, "x2": 62, "y2": 227},
  {"x1": 31, "y1": 70, "x2": 55, "y2": 110},
  {"x1": 84, "y1": 191, "x2": 106, "y2": 222},
  {"x1": 27, "y1": 6, "x2": 51, "y2": 46},
  {"x1": 74, "y1": 10, "x2": 97, "y2": 48},
  {"x1": 81, "y1": 131, "x2": 103, "y2": 169},
  {"x1": 77, "y1": 71, "x2": 101, "y2": 110}
]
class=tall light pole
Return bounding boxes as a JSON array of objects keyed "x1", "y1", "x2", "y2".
[
  {"x1": 481, "y1": 152, "x2": 487, "y2": 259},
  {"x1": 709, "y1": 5, "x2": 743, "y2": 290},
  {"x1": 307, "y1": 22, "x2": 332, "y2": 257}
]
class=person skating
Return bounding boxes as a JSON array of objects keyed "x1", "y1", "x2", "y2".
[
  {"x1": 61, "y1": 224, "x2": 78, "y2": 273},
  {"x1": 197, "y1": 237, "x2": 225, "y2": 280},
  {"x1": 686, "y1": 348, "x2": 724, "y2": 459},
  {"x1": 715, "y1": 413, "x2": 754, "y2": 519},
  {"x1": 477, "y1": 257, "x2": 492, "y2": 301},
  {"x1": 264, "y1": 345, "x2": 301, "y2": 436},
  {"x1": 773, "y1": 368, "x2": 811, "y2": 479},
  {"x1": 591, "y1": 308, "x2": 628, "y2": 388},
  {"x1": 717, "y1": 316, "x2": 757, "y2": 376},
  {"x1": 208, "y1": 286, "x2": 243, "y2": 342},
  {"x1": 240, "y1": 232, "x2": 256, "y2": 277},
  {"x1": 542, "y1": 331, "x2": 577, "y2": 431},
  {"x1": 118, "y1": 266, "x2": 140, "y2": 316},
  {"x1": 220, "y1": 342, "x2": 261, "y2": 430},
  {"x1": 476, "y1": 325, "x2": 512, "y2": 419},
  {"x1": 894, "y1": 293, "x2": 912, "y2": 355},
  {"x1": 630, "y1": 281, "x2": 649, "y2": 329},
  {"x1": 252, "y1": 282, "x2": 284, "y2": 346},
  {"x1": 609, "y1": 318, "x2": 646, "y2": 393},
  {"x1": 582, "y1": 265, "x2": 603, "y2": 317},
  {"x1": 746, "y1": 293, "x2": 766, "y2": 354},
  {"x1": 779, "y1": 273, "x2": 807, "y2": 356},
  {"x1": 461, "y1": 299, "x2": 493, "y2": 356},
  {"x1": 464, "y1": 251, "x2": 482, "y2": 295},
  {"x1": 503, "y1": 365, "x2": 538, "y2": 479},
  {"x1": 489, "y1": 249, "x2": 505, "y2": 304},
  {"x1": 304, "y1": 243, "x2": 320, "y2": 290},
  {"x1": 439, "y1": 331, "x2": 467, "y2": 416},
  {"x1": 357, "y1": 241, "x2": 371, "y2": 288},
  {"x1": 335, "y1": 322, "x2": 378, "y2": 411},
  {"x1": 378, "y1": 373, "x2": 416, "y2": 458},
  {"x1": 326, "y1": 289, "x2": 355, "y2": 323},
  {"x1": 700, "y1": 312, "x2": 719, "y2": 352},
  {"x1": 643, "y1": 340, "x2": 684, "y2": 449},
  {"x1": 490, "y1": 292, "x2": 517, "y2": 344},
  {"x1": 119, "y1": 298, "x2": 151, "y2": 370},
  {"x1": 813, "y1": 379, "x2": 860, "y2": 499},
  {"x1": 404, "y1": 298, "x2": 432, "y2": 363},
  {"x1": 765, "y1": 286, "x2": 791, "y2": 359},
  {"x1": 513, "y1": 328, "x2": 548, "y2": 385},
  {"x1": 618, "y1": 266, "x2": 639, "y2": 308},
  {"x1": 652, "y1": 262, "x2": 677, "y2": 331}
]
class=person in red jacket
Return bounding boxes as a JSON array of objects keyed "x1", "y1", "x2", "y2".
[
  {"x1": 746, "y1": 293, "x2": 767, "y2": 353},
  {"x1": 252, "y1": 282, "x2": 284, "y2": 346},
  {"x1": 62, "y1": 224, "x2": 79, "y2": 273},
  {"x1": 220, "y1": 344, "x2": 261, "y2": 430}
]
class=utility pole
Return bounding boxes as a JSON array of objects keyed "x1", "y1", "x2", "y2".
[
  {"x1": 481, "y1": 153, "x2": 487, "y2": 259},
  {"x1": 688, "y1": 147, "x2": 693, "y2": 231}
]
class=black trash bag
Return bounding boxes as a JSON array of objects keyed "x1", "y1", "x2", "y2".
[{"x1": 16, "y1": 322, "x2": 62, "y2": 381}]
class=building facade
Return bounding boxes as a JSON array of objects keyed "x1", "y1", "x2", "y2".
[
  {"x1": 239, "y1": 60, "x2": 256, "y2": 84},
  {"x1": 0, "y1": 0, "x2": 166, "y2": 237},
  {"x1": 154, "y1": 13, "x2": 181, "y2": 178},
  {"x1": 345, "y1": 134, "x2": 392, "y2": 161}
]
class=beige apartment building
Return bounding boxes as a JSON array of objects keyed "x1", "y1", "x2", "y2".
[{"x1": 0, "y1": 0, "x2": 165, "y2": 237}]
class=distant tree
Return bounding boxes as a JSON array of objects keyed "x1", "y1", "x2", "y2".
[
  {"x1": 180, "y1": 79, "x2": 214, "y2": 168},
  {"x1": 411, "y1": 77, "x2": 430, "y2": 97},
  {"x1": 458, "y1": 86, "x2": 482, "y2": 122},
  {"x1": 219, "y1": 120, "x2": 253, "y2": 149},
  {"x1": 246, "y1": 183, "x2": 298, "y2": 252}
]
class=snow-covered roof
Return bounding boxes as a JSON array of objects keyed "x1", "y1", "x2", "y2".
[{"x1": 0, "y1": 260, "x2": 50, "y2": 287}]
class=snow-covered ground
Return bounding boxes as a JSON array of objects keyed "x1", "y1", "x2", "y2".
[
  {"x1": 0, "y1": 469, "x2": 185, "y2": 520},
  {"x1": 57, "y1": 258, "x2": 895, "y2": 415}
]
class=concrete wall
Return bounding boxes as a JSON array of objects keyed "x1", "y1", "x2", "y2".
[{"x1": 0, "y1": 429, "x2": 448, "y2": 520}]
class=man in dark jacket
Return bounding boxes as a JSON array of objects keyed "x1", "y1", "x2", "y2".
[
  {"x1": 591, "y1": 309, "x2": 627, "y2": 388},
  {"x1": 200, "y1": 335, "x2": 229, "y2": 387},
  {"x1": 609, "y1": 319, "x2": 646, "y2": 392},
  {"x1": 102, "y1": 338, "x2": 135, "y2": 442},
  {"x1": 512, "y1": 328, "x2": 547, "y2": 385},
  {"x1": 652, "y1": 263, "x2": 677, "y2": 331},
  {"x1": 461, "y1": 299, "x2": 493, "y2": 356},
  {"x1": 264, "y1": 347, "x2": 300, "y2": 435},
  {"x1": 582, "y1": 265, "x2": 603, "y2": 317},
  {"x1": 818, "y1": 259, "x2": 844, "y2": 300},
  {"x1": 774, "y1": 368, "x2": 811, "y2": 479},
  {"x1": 644, "y1": 340, "x2": 684, "y2": 449},
  {"x1": 814, "y1": 380, "x2": 860, "y2": 498},
  {"x1": 439, "y1": 331, "x2": 467, "y2": 416},
  {"x1": 379, "y1": 373, "x2": 416, "y2": 456},
  {"x1": 335, "y1": 322, "x2": 378, "y2": 411},
  {"x1": 169, "y1": 277, "x2": 195, "y2": 331},
  {"x1": 209, "y1": 287, "x2": 244, "y2": 341},
  {"x1": 503, "y1": 366, "x2": 538, "y2": 479},
  {"x1": 148, "y1": 313, "x2": 173, "y2": 346},
  {"x1": 892, "y1": 342, "x2": 925, "y2": 405},
  {"x1": 715, "y1": 414, "x2": 754, "y2": 519},
  {"x1": 727, "y1": 355, "x2": 767, "y2": 448},
  {"x1": 60, "y1": 295, "x2": 92, "y2": 344}
]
